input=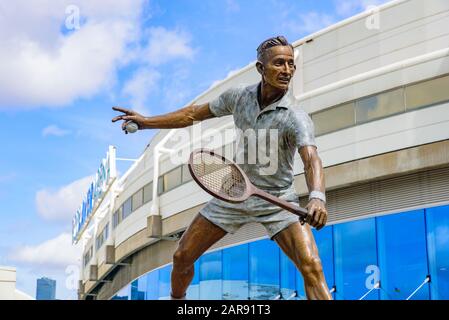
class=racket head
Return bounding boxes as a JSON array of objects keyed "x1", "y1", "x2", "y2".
[{"x1": 188, "y1": 148, "x2": 252, "y2": 203}]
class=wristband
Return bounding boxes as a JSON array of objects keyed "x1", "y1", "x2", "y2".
[{"x1": 309, "y1": 190, "x2": 326, "y2": 204}]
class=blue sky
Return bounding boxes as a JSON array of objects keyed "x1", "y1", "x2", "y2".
[{"x1": 0, "y1": 0, "x2": 388, "y2": 299}]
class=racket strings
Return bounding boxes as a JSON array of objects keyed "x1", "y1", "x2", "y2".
[{"x1": 191, "y1": 152, "x2": 247, "y2": 199}]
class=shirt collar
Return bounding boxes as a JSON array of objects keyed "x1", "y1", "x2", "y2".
[{"x1": 248, "y1": 82, "x2": 293, "y2": 112}]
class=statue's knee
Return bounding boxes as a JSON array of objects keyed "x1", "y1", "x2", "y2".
[
  {"x1": 301, "y1": 256, "x2": 324, "y2": 281},
  {"x1": 173, "y1": 249, "x2": 193, "y2": 269}
]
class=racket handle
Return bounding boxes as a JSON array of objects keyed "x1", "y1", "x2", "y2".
[{"x1": 254, "y1": 189, "x2": 308, "y2": 219}]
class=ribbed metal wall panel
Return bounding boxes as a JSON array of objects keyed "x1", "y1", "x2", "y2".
[
  {"x1": 211, "y1": 166, "x2": 449, "y2": 250},
  {"x1": 317, "y1": 166, "x2": 449, "y2": 223}
]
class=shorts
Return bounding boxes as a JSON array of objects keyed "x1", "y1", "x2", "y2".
[{"x1": 199, "y1": 185, "x2": 301, "y2": 240}]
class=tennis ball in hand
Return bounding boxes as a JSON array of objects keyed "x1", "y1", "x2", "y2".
[{"x1": 126, "y1": 122, "x2": 139, "y2": 133}]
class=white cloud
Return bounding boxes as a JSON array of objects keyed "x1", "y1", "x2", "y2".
[
  {"x1": 161, "y1": 66, "x2": 192, "y2": 110},
  {"x1": 143, "y1": 27, "x2": 195, "y2": 66},
  {"x1": 0, "y1": 0, "x2": 143, "y2": 109},
  {"x1": 334, "y1": 0, "x2": 389, "y2": 16},
  {"x1": 9, "y1": 233, "x2": 82, "y2": 268},
  {"x1": 122, "y1": 68, "x2": 161, "y2": 114},
  {"x1": 120, "y1": 27, "x2": 196, "y2": 113},
  {"x1": 42, "y1": 125, "x2": 71, "y2": 137},
  {"x1": 35, "y1": 175, "x2": 93, "y2": 222},
  {"x1": 284, "y1": 12, "x2": 336, "y2": 35},
  {"x1": 0, "y1": 2, "x2": 196, "y2": 114},
  {"x1": 209, "y1": 68, "x2": 242, "y2": 90}
]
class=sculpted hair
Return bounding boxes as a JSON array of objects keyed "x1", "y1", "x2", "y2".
[{"x1": 256, "y1": 36, "x2": 293, "y2": 62}]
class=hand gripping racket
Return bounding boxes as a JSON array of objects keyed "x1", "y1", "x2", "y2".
[{"x1": 188, "y1": 149, "x2": 308, "y2": 223}]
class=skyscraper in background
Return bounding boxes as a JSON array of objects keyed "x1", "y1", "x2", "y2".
[{"x1": 36, "y1": 277, "x2": 56, "y2": 300}]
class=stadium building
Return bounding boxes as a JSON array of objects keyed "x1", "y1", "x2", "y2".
[
  {"x1": 76, "y1": 0, "x2": 449, "y2": 300},
  {"x1": 0, "y1": 267, "x2": 34, "y2": 300}
]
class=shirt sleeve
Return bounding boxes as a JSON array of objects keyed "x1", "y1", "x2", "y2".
[
  {"x1": 290, "y1": 109, "x2": 317, "y2": 148},
  {"x1": 208, "y1": 87, "x2": 240, "y2": 117}
]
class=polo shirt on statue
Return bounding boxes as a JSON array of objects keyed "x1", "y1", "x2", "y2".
[{"x1": 208, "y1": 81, "x2": 316, "y2": 189}]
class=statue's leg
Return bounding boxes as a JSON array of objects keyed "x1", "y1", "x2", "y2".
[
  {"x1": 170, "y1": 213, "x2": 227, "y2": 299},
  {"x1": 273, "y1": 222, "x2": 332, "y2": 300}
]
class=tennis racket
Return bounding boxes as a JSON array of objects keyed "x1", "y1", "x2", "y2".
[{"x1": 188, "y1": 149, "x2": 308, "y2": 223}]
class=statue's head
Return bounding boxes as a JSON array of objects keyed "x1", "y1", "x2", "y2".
[{"x1": 256, "y1": 36, "x2": 296, "y2": 90}]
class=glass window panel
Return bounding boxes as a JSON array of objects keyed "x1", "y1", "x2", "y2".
[
  {"x1": 334, "y1": 218, "x2": 379, "y2": 300},
  {"x1": 145, "y1": 270, "x2": 159, "y2": 300},
  {"x1": 295, "y1": 271, "x2": 306, "y2": 300},
  {"x1": 223, "y1": 245, "x2": 249, "y2": 300},
  {"x1": 182, "y1": 164, "x2": 193, "y2": 183},
  {"x1": 158, "y1": 265, "x2": 172, "y2": 300},
  {"x1": 111, "y1": 285, "x2": 130, "y2": 300},
  {"x1": 355, "y1": 88, "x2": 405, "y2": 124},
  {"x1": 143, "y1": 182, "x2": 153, "y2": 204},
  {"x1": 112, "y1": 211, "x2": 118, "y2": 229},
  {"x1": 132, "y1": 189, "x2": 143, "y2": 211},
  {"x1": 96, "y1": 227, "x2": 106, "y2": 250},
  {"x1": 83, "y1": 253, "x2": 89, "y2": 267},
  {"x1": 158, "y1": 176, "x2": 164, "y2": 195},
  {"x1": 199, "y1": 251, "x2": 223, "y2": 300},
  {"x1": 312, "y1": 226, "x2": 335, "y2": 298},
  {"x1": 164, "y1": 167, "x2": 182, "y2": 192},
  {"x1": 280, "y1": 251, "x2": 296, "y2": 300},
  {"x1": 406, "y1": 75, "x2": 449, "y2": 110},
  {"x1": 122, "y1": 198, "x2": 132, "y2": 219},
  {"x1": 249, "y1": 239, "x2": 280, "y2": 300},
  {"x1": 131, "y1": 277, "x2": 146, "y2": 300},
  {"x1": 83, "y1": 246, "x2": 93, "y2": 267},
  {"x1": 113, "y1": 207, "x2": 122, "y2": 229},
  {"x1": 186, "y1": 260, "x2": 200, "y2": 299},
  {"x1": 95, "y1": 235, "x2": 100, "y2": 251},
  {"x1": 426, "y1": 205, "x2": 449, "y2": 300},
  {"x1": 311, "y1": 102, "x2": 355, "y2": 136},
  {"x1": 377, "y1": 210, "x2": 429, "y2": 300},
  {"x1": 104, "y1": 223, "x2": 109, "y2": 240}
]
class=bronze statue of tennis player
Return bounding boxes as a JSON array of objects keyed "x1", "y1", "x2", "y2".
[{"x1": 112, "y1": 36, "x2": 332, "y2": 300}]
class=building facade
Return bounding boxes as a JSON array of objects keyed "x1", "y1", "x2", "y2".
[
  {"x1": 77, "y1": 0, "x2": 449, "y2": 300},
  {"x1": 0, "y1": 266, "x2": 34, "y2": 300},
  {"x1": 36, "y1": 277, "x2": 56, "y2": 300}
]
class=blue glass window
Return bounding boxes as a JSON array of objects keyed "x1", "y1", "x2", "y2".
[
  {"x1": 294, "y1": 227, "x2": 334, "y2": 300},
  {"x1": 426, "y1": 205, "x2": 449, "y2": 299},
  {"x1": 377, "y1": 210, "x2": 429, "y2": 300},
  {"x1": 223, "y1": 244, "x2": 249, "y2": 300},
  {"x1": 249, "y1": 239, "x2": 280, "y2": 300},
  {"x1": 280, "y1": 251, "x2": 296, "y2": 300},
  {"x1": 186, "y1": 261, "x2": 200, "y2": 299},
  {"x1": 145, "y1": 270, "x2": 159, "y2": 300},
  {"x1": 158, "y1": 265, "x2": 172, "y2": 300},
  {"x1": 199, "y1": 251, "x2": 222, "y2": 300},
  {"x1": 111, "y1": 285, "x2": 130, "y2": 300},
  {"x1": 122, "y1": 198, "x2": 132, "y2": 219},
  {"x1": 295, "y1": 269, "x2": 306, "y2": 300},
  {"x1": 313, "y1": 226, "x2": 335, "y2": 298},
  {"x1": 131, "y1": 277, "x2": 146, "y2": 300},
  {"x1": 334, "y1": 218, "x2": 379, "y2": 300}
]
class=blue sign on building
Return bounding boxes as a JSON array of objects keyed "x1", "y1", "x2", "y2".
[{"x1": 72, "y1": 146, "x2": 117, "y2": 243}]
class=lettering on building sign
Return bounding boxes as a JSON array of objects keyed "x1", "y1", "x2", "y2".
[{"x1": 72, "y1": 146, "x2": 117, "y2": 243}]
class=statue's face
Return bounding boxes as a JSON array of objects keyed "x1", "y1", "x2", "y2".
[{"x1": 259, "y1": 45, "x2": 296, "y2": 90}]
